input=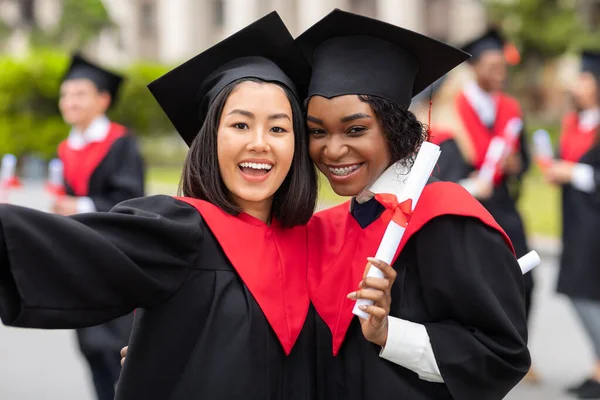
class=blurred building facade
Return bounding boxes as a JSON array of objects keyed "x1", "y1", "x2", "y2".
[{"x1": 1, "y1": 0, "x2": 489, "y2": 65}]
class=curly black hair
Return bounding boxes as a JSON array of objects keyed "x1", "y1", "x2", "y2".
[{"x1": 358, "y1": 95, "x2": 429, "y2": 170}]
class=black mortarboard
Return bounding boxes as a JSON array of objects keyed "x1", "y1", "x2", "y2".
[
  {"x1": 581, "y1": 51, "x2": 600, "y2": 80},
  {"x1": 461, "y1": 28, "x2": 505, "y2": 61},
  {"x1": 62, "y1": 53, "x2": 124, "y2": 106},
  {"x1": 411, "y1": 75, "x2": 447, "y2": 105},
  {"x1": 147, "y1": 12, "x2": 310, "y2": 146},
  {"x1": 295, "y1": 9, "x2": 469, "y2": 110}
]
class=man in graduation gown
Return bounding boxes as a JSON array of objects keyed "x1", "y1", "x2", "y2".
[
  {"x1": 439, "y1": 30, "x2": 534, "y2": 317},
  {"x1": 54, "y1": 53, "x2": 144, "y2": 400},
  {"x1": 545, "y1": 51, "x2": 600, "y2": 399}
]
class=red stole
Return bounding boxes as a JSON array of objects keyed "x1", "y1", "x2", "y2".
[
  {"x1": 456, "y1": 92, "x2": 522, "y2": 184},
  {"x1": 559, "y1": 112, "x2": 598, "y2": 162},
  {"x1": 308, "y1": 181, "x2": 513, "y2": 355},
  {"x1": 428, "y1": 127, "x2": 454, "y2": 146},
  {"x1": 58, "y1": 122, "x2": 127, "y2": 196},
  {"x1": 174, "y1": 197, "x2": 309, "y2": 356}
]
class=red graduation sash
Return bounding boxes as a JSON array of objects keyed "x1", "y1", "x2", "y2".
[
  {"x1": 58, "y1": 122, "x2": 127, "y2": 196},
  {"x1": 456, "y1": 92, "x2": 522, "y2": 184},
  {"x1": 175, "y1": 197, "x2": 310, "y2": 356},
  {"x1": 308, "y1": 181, "x2": 513, "y2": 355},
  {"x1": 559, "y1": 112, "x2": 598, "y2": 162}
]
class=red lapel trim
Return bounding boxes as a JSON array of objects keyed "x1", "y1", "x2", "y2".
[
  {"x1": 559, "y1": 112, "x2": 598, "y2": 162},
  {"x1": 456, "y1": 92, "x2": 522, "y2": 184},
  {"x1": 58, "y1": 122, "x2": 127, "y2": 196},
  {"x1": 309, "y1": 182, "x2": 513, "y2": 355},
  {"x1": 175, "y1": 197, "x2": 309, "y2": 355}
]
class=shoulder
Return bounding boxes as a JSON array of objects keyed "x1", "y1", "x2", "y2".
[
  {"x1": 413, "y1": 182, "x2": 514, "y2": 252},
  {"x1": 111, "y1": 195, "x2": 204, "y2": 226}
]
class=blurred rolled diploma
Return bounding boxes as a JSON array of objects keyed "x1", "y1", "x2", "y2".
[
  {"x1": 46, "y1": 158, "x2": 66, "y2": 196},
  {"x1": 353, "y1": 142, "x2": 441, "y2": 319},
  {"x1": 477, "y1": 117, "x2": 523, "y2": 185},
  {"x1": 532, "y1": 129, "x2": 554, "y2": 170}
]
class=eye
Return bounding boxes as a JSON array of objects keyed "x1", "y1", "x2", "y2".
[
  {"x1": 232, "y1": 122, "x2": 248, "y2": 130},
  {"x1": 309, "y1": 128, "x2": 326, "y2": 137},
  {"x1": 271, "y1": 126, "x2": 288, "y2": 133},
  {"x1": 347, "y1": 126, "x2": 366, "y2": 136}
]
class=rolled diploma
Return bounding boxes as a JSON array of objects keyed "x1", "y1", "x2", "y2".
[
  {"x1": 353, "y1": 142, "x2": 441, "y2": 319},
  {"x1": 518, "y1": 250, "x2": 541, "y2": 275},
  {"x1": 532, "y1": 129, "x2": 553, "y2": 167},
  {"x1": 477, "y1": 118, "x2": 523, "y2": 185},
  {"x1": 0, "y1": 154, "x2": 17, "y2": 184},
  {"x1": 48, "y1": 158, "x2": 64, "y2": 187}
]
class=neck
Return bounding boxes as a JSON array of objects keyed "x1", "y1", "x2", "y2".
[
  {"x1": 73, "y1": 114, "x2": 105, "y2": 133},
  {"x1": 474, "y1": 78, "x2": 490, "y2": 94},
  {"x1": 239, "y1": 198, "x2": 273, "y2": 225}
]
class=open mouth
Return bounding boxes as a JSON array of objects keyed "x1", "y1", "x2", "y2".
[
  {"x1": 327, "y1": 163, "x2": 363, "y2": 177},
  {"x1": 238, "y1": 162, "x2": 273, "y2": 176}
]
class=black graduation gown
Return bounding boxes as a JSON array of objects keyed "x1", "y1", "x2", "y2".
[
  {"x1": 62, "y1": 133, "x2": 145, "y2": 212},
  {"x1": 432, "y1": 133, "x2": 534, "y2": 316},
  {"x1": 313, "y1": 189, "x2": 530, "y2": 400},
  {"x1": 557, "y1": 144, "x2": 600, "y2": 302},
  {"x1": 60, "y1": 128, "x2": 145, "y2": 359},
  {"x1": 0, "y1": 195, "x2": 316, "y2": 400}
]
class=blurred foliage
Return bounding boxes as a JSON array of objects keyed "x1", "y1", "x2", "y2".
[
  {"x1": 0, "y1": 50, "x2": 174, "y2": 159},
  {"x1": 0, "y1": 0, "x2": 116, "y2": 50},
  {"x1": 32, "y1": 0, "x2": 116, "y2": 50},
  {"x1": 486, "y1": 0, "x2": 600, "y2": 58}
]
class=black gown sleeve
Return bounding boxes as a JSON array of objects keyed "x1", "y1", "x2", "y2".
[
  {"x1": 415, "y1": 215, "x2": 530, "y2": 400},
  {"x1": 90, "y1": 135, "x2": 146, "y2": 212},
  {"x1": 0, "y1": 195, "x2": 202, "y2": 329}
]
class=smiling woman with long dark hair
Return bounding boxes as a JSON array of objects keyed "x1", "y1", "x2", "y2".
[{"x1": 0, "y1": 13, "x2": 318, "y2": 400}]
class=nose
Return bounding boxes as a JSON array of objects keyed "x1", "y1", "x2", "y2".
[
  {"x1": 246, "y1": 128, "x2": 270, "y2": 153},
  {"x1": 323, "y1": 134, "x2": 349, "y2": 161}
]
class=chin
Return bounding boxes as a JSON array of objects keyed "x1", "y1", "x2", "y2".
[{"x1": 329, "y1": 183, "x2": 362, "y2": 198}]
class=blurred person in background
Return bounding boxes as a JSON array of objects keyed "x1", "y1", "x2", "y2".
[
  {"x1": 413, "y1": 29, "x2": 536, "y2": 383},
  {"x1": 55, "y1": 53, "x2": 145, "y2": 400},
  {"x1": 545, "y1": 51, "x2": 600, "y2": 399}
]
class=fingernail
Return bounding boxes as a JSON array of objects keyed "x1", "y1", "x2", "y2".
[
  {"x1": 359, "y1": 305, "x2": 367, "y2": 311},
  {"x1": 367, "y1": 257, "x2": 380, "y2": 264},
  {"x1": 358, "y1": 281, "x2": 363, "y2": 288},
  {"x1": 347, "y1": 292, "x2": 356, "y2": 299}
]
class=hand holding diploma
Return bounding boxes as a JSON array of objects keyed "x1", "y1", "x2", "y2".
[
  {"x1": 477, "y1": 117, "x2": 523, "y2": 186},
  {"x1": 352, "y1": 141, "x2": 441, "y2": 320}
]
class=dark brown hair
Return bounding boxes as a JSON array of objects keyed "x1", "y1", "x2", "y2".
[
  {"x1": 180, "y1": 78, "x2": 317, "y2": 227},
  {"x1": 358, "y1": 95, "x2": 429, "y2": 170}
]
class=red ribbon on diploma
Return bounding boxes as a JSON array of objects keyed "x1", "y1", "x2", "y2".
[{"x1": 374, "y1": 193, "x2": 413, "y2": 227}]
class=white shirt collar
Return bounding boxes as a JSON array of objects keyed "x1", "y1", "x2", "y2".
[
  {"x1": 67, "y1": 115, "x2": 111, "y2": 150},
  {"x1": 578, "y1": 108, "x2": 600, "y2": 132},
  {"x1": 464, "y1": 81, "x2": 497, "y2": 128},
  {"x1": 355, "y1": 161, "x2": 410, "y2": 204}
]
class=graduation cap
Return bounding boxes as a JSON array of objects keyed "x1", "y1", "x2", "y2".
[
  {"x1": 461, "y1": 28, "x2": 520, "y2": 65},
  {"x1": 62, "y1": 53, "x2": 124, "y2": 106},
  {"x1": 411, "y1": 75, "x2": 447, "y2": 106},
  {"x1": 147, "y1": 12, "x2": 310, "y2": 147},
  {"x1": 295, "y1": 9, "x2": 470, "y2": 110},
  {"x1": 581, "y1": 51, "x2": 600, "y2": 80}
]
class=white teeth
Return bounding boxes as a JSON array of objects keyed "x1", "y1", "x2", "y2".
[
  {"x1": 239, "y1": 162, "x2": 273, "y2": 170},
  {"x1": 328, "y1": 164, "x2": 361, "y2": 176}
]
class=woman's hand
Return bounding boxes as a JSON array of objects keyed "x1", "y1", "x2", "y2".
[
  {"x1": 347, "y1": 258, "x2": 397, "y2": 347},
  {"x1": 545, "y1": 160, "x2": 575, "y2": 185}
]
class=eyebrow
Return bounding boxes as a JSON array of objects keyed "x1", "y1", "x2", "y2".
[
  {"x1": 340, "y1": 113, "x2": 372, "y2": 123},
  {"x1": 268, "y1": 113, "x2": 291, "y2": 121},
  {"x1": 307, "y1": 115, "x2": 324, "y2": 125},
  {"x1": 227, "y1": 109, "x2": 254, "y2": 118}
]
